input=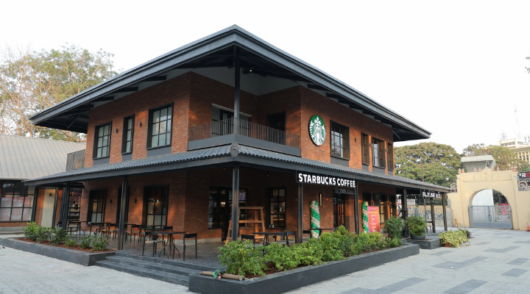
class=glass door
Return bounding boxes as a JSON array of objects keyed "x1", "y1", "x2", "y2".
[
  {"x1": 333, "y1": 193, "x2": 346, "y2": 228},
  {"x1": 143, "y1": 186, "x2": 168, "y2": 229}
]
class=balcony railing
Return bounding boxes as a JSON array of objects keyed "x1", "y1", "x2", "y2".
[{"x1": 189, "y1": 118, "x2": 300, "y2": 149}]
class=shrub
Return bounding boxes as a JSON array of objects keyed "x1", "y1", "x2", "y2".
[
  {"x1": 91, "y1": 236, "x2": 110, "y2": 251},
  {"x1": 318, "y1": 232, "x2": 345, "y2": 261},
  {"x1": 49, "y1": 228, "x2": 68, "y2": 245},
  {"x1": 80, "y1": 236, "x2": 92, "y2": 249},
  {"x1": 293, "y1": 242, "x2": 323, "y2": 266},
  {"x1": 35, "y1": 226, "x2": 51, "y2": 243},
  {"x1": 265, "y1": 243, "x2": 299, "y2": 271},
  {"x1": 23, "y1": 222, "x2": 38, "y2": 241},
  {"x1": 440, "y1": 230, "x2": 468, "y2": 247},
  {"x1": 218, "y1": 240, "x2": 267, "y2": 277},
  {"x1": 384, "y1": 217, "x2": 404, "y2": 240},
  {"x1": 407, "y1": 215, "x2": 427, "y2": 237},
  {"x1": 65, "y1": 237, "x2": 77, "y2": 247}
]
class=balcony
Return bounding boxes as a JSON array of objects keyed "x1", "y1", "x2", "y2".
[{"x1": 188, "y1": 118, "x2": 301, "y2": 156}]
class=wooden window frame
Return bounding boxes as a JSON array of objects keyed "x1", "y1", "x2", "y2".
[
  {"x1": 387, "y1": 143, "x2": 394, "y2": 171},
  {"x1": 361, "y1": 133, "x2": 370, "y2": 165},
  {"x1": 146, "y1": 103, "x2": 173, "y2": 149},
  {"x1": 93, "y1": 122, "x2": 112, "y2": 159},
  {"x1": 372, "y1": 137, "x2": 386, "y2": 169},
  {"x1": 121, "y1": 115, "x2": 135, "y2": 154},
  {"x1": 330, "y1": 121, "x2": 350, "y2": 160}
]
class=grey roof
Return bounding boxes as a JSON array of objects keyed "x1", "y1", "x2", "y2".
[
  {"x1": 25, "y1": 144, "x2": 449, "y2": 192},
  {"x1": 29, "y1": 25, "x2": 430, "y2": 141},
  {"x1": 0, "y1": 135, "x2": 86, "y2": 180},
  {"x1": 461, "y1": 155, "x2": 495, "y2": 163}
]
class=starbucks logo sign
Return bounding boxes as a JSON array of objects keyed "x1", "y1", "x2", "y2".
[{"x1": 309, "y1": 115, "x2": 326, "y2": 146}]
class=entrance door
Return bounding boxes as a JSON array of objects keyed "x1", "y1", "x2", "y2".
[
  {"x1": 41, "y1": 188, "x2": 57, "y2": 227},
  {"x1": 208, "y1": 187, "x2": 247, "y2": 240},
  {"x1": 266, "y1": 112, "x2": 286, "y2": 145},
  {"x1": 469, "y1": 206, "x2": 512, "y2": 229},
  {"x1": 333, "y1": 194, "x2": 346, "y2": 228}
]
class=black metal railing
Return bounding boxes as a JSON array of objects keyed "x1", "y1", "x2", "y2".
[{"x1": 189, "y1": 118, "x2": 300, "y2": 149}]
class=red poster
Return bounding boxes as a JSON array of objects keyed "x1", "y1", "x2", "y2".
[
  {"x1": 368, "y1": 206, "x2": 380, "y2": 233},
  {"x1": 500, "y1": 203, "x2": 509, "y2": 215}
]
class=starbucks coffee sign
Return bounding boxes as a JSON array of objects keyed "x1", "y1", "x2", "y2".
[
  {"x1": 309, "y1": 115, "x2": 326, "y2": 146},
  {"x1": 297, "y1": 171, "x2": 355, "y2": 188}
]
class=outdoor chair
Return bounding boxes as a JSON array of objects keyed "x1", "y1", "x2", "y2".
[
  {"x1": 284, "y1": 231, "x2": 297, "y2": 246},
  {"x1": 181, "y1": 233, "x2": 197, "y2": 261},
  {"x1": 241, "y1": 234, "x2": 256, "y2": 247},
  {"x1": 126, "y1": 225, "x2": 140, "y2": 241},
  {"x1": 142, "y1": 231, "x2": 165, "y2": 257}
]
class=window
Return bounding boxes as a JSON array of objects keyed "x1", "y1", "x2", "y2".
[
  {"x1": 122, "y1": 116, "x2": 134, "y2": 154},
  {"x1": 362, "y1": 133, "x2": 370, "y2": 165},
  {"x1": 148, "y1": 105, "x2": 172, "y2": 148},
  {"x1": 68, "y1": 187, "x2": 82, "y2": 221},
  {"x1": 331, "y1": 121, "x2": 350, "y2": 159},
  {"x1": 93, "y1": 123, "x2": 111, "y2": 158},
  {"x1": 268, "y1": 188, "x2": 286, "y2": 228},
  {"x1": 0, "y1": 181, "x2": 34, "y2": 222},
  {"x1": 372, "y1": 137, "x2": 386, "y2": 168},
  {"x1": 87, "y1": 190, "x2": 106, "y2": 223},
  {"x1": 143, "y1": 186, "x2": 168, "y2": 228},
  {"x1": 387, "y1": 143, "x2": 394, "y2": 171}
]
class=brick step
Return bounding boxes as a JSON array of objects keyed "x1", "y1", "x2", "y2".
[
  {"x1": 114, "y1": 251, "x2": 216, "y2": 272},
  {"x1": 105, "y1": 256, "x2": 201, "y2": 276},
  {"x1": 96, "y1": 260, "x2": 190, "y2": 286}
]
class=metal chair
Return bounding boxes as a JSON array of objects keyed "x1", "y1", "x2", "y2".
[
  {"x1": 284, "y1": 231, "x2": 297, "y2": 246},
  {"x1": 182, "y1": 233, "x2": 197, "y2": 261},
  {"x1": 142, "y1": 231, "x2": 165, "y2": 257}
]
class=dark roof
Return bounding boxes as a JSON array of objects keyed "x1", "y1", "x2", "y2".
[
  {"x1": 29, "y1": 25, "x2": 430, "y2": 142},
  {"x1": 0, "y1": 135, "x2": 86, "y2": 180},
  {"x1": 25, "y1": 144, "x2": 449, "y2": 192}
]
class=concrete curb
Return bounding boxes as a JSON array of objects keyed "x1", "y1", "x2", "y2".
[
  {"x1": 0, "y1": 238, "x2": 115, "y2": 266},
  {"x1": 188, "y1": 244, "x2": 420, "y2": 294}
]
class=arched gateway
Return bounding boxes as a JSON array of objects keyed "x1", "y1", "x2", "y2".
[{"x1": 468, "y1": 189, "x2": 512, "y2": 229}]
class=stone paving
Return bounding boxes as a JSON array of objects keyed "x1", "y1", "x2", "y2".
[{"x1": 1, "y1": 228, "x2": 530, "y2": 293}]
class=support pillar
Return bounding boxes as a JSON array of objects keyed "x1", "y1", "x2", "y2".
[
  {"x1": 233, "y1": 47, "x2": 240, "y2": 135},
  {"x1": 118, "y1": 177, "x2": 128, "y2": 250},
  {"x1": 354, "y1": 187, "x2": 359, "y2": 235},
  {"x1": 431, "y1": 196, "x2": 436, "y2": 233},
  {"x1": 442, "y1": 193, "x2": 448, "y2": 231},
  {"x1": 60, "y1": 184, "x2": 70, "y2": 229},
  {"x1": 402, "y1": 189, "x2": 408, "y2": 220},
  {"x1": 230, "y1": 167, "x2": 240, "y2": 242},
  {"x1": 297, "y1": 183, "x2": 303, "y2": 243}
]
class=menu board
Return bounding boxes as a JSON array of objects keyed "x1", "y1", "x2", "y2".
[{"x1": 368, "y1": 206, "x2": 380, "y2": 233}]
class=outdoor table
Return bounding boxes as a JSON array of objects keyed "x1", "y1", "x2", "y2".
[
  {"x1": 153, "y1": 231, "x2": 186, "y2": 259},
  {"x1": 252, "y1": 232, "x2": 282, "y2": 246}
]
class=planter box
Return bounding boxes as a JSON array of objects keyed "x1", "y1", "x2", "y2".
[
  {"x1": 0, "y1": 238, "x2": 115, "y2": 266},
  {"x1": 407, "y1": 236, "x2": 441, "y2": 250},
  {"x1": 188, "y1": 244, "x2": 419, "y2": 294}
]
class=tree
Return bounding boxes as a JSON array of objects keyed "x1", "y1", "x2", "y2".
[
  {"x1": 0, "y1": 45, "x2": 117, "y2": 141},
  {"x1": 394, "y1": 142, "x2": 461, "y2": 187},
  {"x1": 463, "y1": 144, "x2": 530, "y2": 171}
]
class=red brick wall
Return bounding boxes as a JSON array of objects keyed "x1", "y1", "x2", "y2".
[
  {"x1": 85, "y1": 73, "x2": 191, "y2": 167},
  {"x1": 256, "y1": 86, "x2": 302, "y2": 137},
  {"x1": 300, "y1": 86, "x2": 394, "y2": 174}
]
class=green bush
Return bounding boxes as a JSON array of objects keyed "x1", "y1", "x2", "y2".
[
  {"x1": 23, "y1": 222, "x2": 38, "y2": 241},
  {"x1": 265, "y1": 243, "x2": 300, "y2": 271},
  {"x1": 91, "y1": 236, "x2": 110, "y2": 251},
  {"x1": 218, "y1": 240, "x2": 268, "y2": 277},
  {"x1": 318, "y1": 232, "x2": 345, "y2": 261},
  {"x1": 49, "y1": 228, "x2": 68, "y2": 245},
  {"x1": 292, "y1": 242, "x2": 323, "y2": 266},
  {"x1": 407, "y1": 215, "x2": 427, "y2": 237},
  {"x1": 65, "y1": 237, "x2": 77, "y2": 247},
  {"x1": 35, "y1": 226, "x2": 51, "y2": 243},
  {"x1": 440, "y1": 230, "x2": 469, "y2": 247},
  {"x1": 384, "y1": 217, "x2": 404, "y2": 239},
  {"x1": 80, "y1": 236, "x2": 92, "y2": 249}
]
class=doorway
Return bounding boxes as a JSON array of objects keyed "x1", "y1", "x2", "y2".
[
  {"x1": 41, "y1": 188, "x2": 57, "y2": 227},
  {"x1": 208, "y1": 187, "x2": 247, "y2": 240},
  {"x1": 266, "y1": 112, "x2": 286, "y2": 145},
  {"x1": 333, "y1": 193, "x2": 346, "y2": 228},
  {"x1": 469, "y1": 189, "x2": 512, "y2": 229}
]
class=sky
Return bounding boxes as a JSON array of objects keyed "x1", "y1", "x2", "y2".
[{"x1": 2, "y1": 0, "x2": 529, "y2": 153}]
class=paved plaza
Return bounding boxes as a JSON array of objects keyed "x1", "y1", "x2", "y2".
[{"x1": 1, "y1": 228, "x2": 530, "y2": 293}]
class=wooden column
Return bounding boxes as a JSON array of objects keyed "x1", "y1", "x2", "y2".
[
  {"x1": 297, "y1": 183, "x2": 303, "y2": 243},
  {"x1": 230, "y1": 168, "x2": 240, "y2": 242},
  {"x1": 118, "y1": 177, "x2": 128, "y2": 250},
  {"x1": 442, "y1": 193, "x2": 448, "y2": 231}
]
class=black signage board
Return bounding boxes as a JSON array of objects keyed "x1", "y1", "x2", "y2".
[
  {"x1": 334, "y1": 188, "x2": 356, "y2": 195},
  {"x1": 518, "y1": 171, "x2": 530, "y2": 179},
  {"x1": 296, "y1": 171, "x2": 355, "y2": 188},
  {"x1": 422, "y1": 190, "x2": 441, "y2": 199}
]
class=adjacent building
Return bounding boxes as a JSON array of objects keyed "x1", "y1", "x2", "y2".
[
  {"x1": 23, "y1": 26, "x2": 450, "y2": 244},
  {"x1": 0, "y1": 135, "x2": 85, "y2": 233}
]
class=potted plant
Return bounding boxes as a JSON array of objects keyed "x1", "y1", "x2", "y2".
[{"x1": 406, "y1": 215, "x2": 427, "y2": 240}]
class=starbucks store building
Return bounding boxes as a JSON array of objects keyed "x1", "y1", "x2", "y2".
[{"x1": 26, "y1": 26, "x2": 451, "y2": 244}]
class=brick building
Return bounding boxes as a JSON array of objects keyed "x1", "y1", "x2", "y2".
[{"x1": 24, "y1": 26, "x2": 449, "y2": 245}]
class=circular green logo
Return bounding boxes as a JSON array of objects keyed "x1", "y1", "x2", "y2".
[{"x1": 309, "y1": 115, "x2": 326, "y2": 146}]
